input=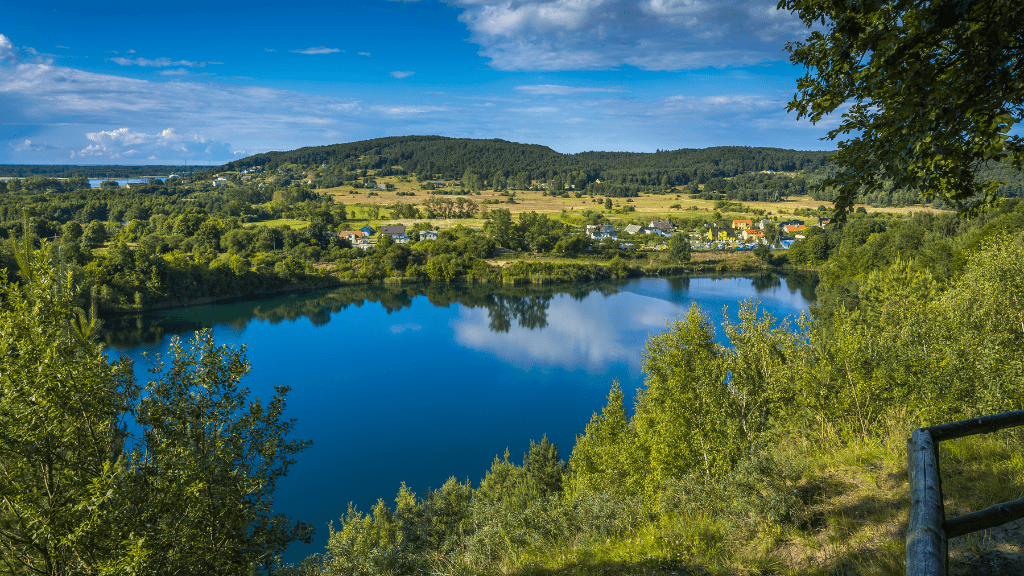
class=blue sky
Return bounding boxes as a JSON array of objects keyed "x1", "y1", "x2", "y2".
[{"x1": 0, "y1": 0, "x2": 839, "y2": 165}]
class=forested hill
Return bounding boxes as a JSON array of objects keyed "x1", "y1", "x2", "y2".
[
  {"x1": 220, "y1": 136, "x2": 584, "y2": 180},
  {"x1": 216, "y1": 135, "x2": 831, "y2": 187}
]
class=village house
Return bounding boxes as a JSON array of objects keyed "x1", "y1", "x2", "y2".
[
  {"x1": 585, "y1": 224, "x2": 616, "y2": 240},
  {"x1": 783, "y1": 224, "x2": 807, "y2": 234},
  {"x1": 623, "y1": 224, "x2": 647, "y2": 235},
  {"x1": 419, "y1": 230, "x2": 438, "y2": 241},
  {"x1": 649, "y1": 220, "x2": 674, "y2": 235},
  {"x1": 707, "y1": 226, "x2": 737, "y2": 242},
  {"x1": 732, "y1": 219, "x2": 753, "y2": 231},
  {"x1": 338, "y1": 230, "x2": 368, "y2": 242},
  {"x1": 381, "y1": 225, "x2": 409, "y2": 243},
  {"x1": 742, "y1": 229, "x2": 765, "y2": 242}
]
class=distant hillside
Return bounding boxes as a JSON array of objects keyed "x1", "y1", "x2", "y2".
[
  {"x1": 0, "y1": 165, "x2": 201, "y2": 178},
  {"x1": 216, "y1": 136, "x2": 832, "y2": 187}
]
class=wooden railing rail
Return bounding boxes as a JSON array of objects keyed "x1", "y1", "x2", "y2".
[{"x1": 906, "y1": 409, "x2": 1024, "y2": 576}]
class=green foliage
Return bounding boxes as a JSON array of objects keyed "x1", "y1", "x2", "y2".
[
  {"x1": 317, "y1": 478, "x2": 472, "y2": 576},
  {"x1": 127, "y1": 330, "x2": 314, "y2": 573},
  {"x1": 0, "y1": 249, "x2": 312, "y2": 574},
  {"x1": 476, "y1": 436, "x2": 566, "y2": 512},
  {"x1": 630, "y1": 309, "x2": 738, "y2": 502},
  {"x1": 753, "y1": 242, "x2": 772, "y2": 264},
  {"x1": 566, "y1": 382, "x2": 634, "y2": 500},
  {"x1": 0, "y1": 251, "x2": 135, "y2": 574},
  {"x1": 781, "y1": 0, "x2": 1024, "y2": 217},
  {"x1": 667, "y1": 233, "x2": 691, "y2": 262},
  {"x1": 658, "y1": 445, "x2": 799, "y2": 529}
]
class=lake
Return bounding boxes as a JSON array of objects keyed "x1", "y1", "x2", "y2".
[
  {"x1": 87, "y1": 177, "x2": 170, "y2": 187},
  {"x1": 100, "y1": 273, "x2": 818, "y2": 564}
]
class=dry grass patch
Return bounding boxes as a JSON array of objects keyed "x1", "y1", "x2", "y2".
[{"x1": 317, "y1": 175, "x2": 949, "y2": 223}]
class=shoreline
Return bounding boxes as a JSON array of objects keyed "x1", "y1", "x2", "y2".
[{"x1": 100, "y1": 255, "x2": 818, "y2": 317}]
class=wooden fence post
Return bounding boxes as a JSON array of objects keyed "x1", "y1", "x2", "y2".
[{"x1": 907, "y1": 428, "x2": 946, "y2": 576}]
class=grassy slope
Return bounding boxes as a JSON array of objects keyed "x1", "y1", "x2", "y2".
[
  {"x1": 317, "y1": 176, "x2": 947, "y2": 225},
  {"x1": 488, "y1": 422, "x2": 1024, "y2": 576}
]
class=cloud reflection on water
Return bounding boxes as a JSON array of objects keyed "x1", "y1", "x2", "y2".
[{"x1": 451, "y1": 291, "x2": 687, "y2": 374}]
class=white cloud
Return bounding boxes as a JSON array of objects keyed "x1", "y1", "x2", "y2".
[
  {"x1": 450, "y1": 0, "x2": 810, "y2": 70},
  {"x1": 75, "y1": 127, "x2": 235, "y2": 161},
  {"x1": 515, "y1": 84, "x2": 625, "y2": 95},
  {"x1": 359, "y1": 52, "x2": 372, "y2": 57},
  {"x1": 0, "y1": 34, "x2": 18, "y2": 62},
  {"x1": 291, "y1": 46, "x2": 342, "y2": 55},
  {"x1": 390, "y1": 70, "x2": 415, "y2": 78},
  {"x1": 389, "y1": 323, "x2": 422, "y2": 334},
  {"x1": 0, "y1": 33, "x2": 834, "y2": 164},
  {"x1": 12, "y1": 139, "x2": 48, "y2": 152},
  {"x1": 372, "y1": 104, "x2": 446, "y2": 115},
  {"x1": 451, "y1": 292, "x2": 681, "y2": 373},
  {"x1": 643, "y1": 0, "x2": 707, "y2": 15},
  {"x1": 265, "y1": 48, "x2": 276, "y2": 52},
  {"x1": 508, "y1": 106, "x2": 559, "y2": 113},
  {"x1": 110, "y1": 57, "x2": 207, "y2": 68}
]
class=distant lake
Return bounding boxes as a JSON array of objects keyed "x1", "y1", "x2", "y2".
[
  {"x1": 100, "y1": 273, "x2": 818, "y2": 564},
  {"x1": 87, "y1": 177, "x2": 170, "y2": 187}
]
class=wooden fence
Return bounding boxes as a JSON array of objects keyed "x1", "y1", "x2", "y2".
[{"x1": 906, "y1": 409, "x2": 1024, "y2": 575}]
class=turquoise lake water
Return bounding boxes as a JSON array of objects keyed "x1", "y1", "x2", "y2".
[{"x1": 100, "y1": 273, "x2": 817, "y2": 564}]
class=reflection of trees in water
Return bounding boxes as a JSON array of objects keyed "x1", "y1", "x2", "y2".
[
  {"x1": 779, "y1": 270, "x2": 819, "y2": 302},
  {"x1": 97, "y1": 273, "x2": 817, "y2": 347},
  {"x1": 738, "y1": 271, "x2": 819, "y2": 303},
  {"x1": 100, "y1": 314, "x2": 204, "y2": 350},
  {"x1": 751, "y1": 274, "x2": 782, "y2": 293},
  {"x1": 484, "y1": 294, "x2": 552, "y2": 333},
  {"x1": 99, "y1": 283, "x2": 610, "y2": 347},
  {"x1": 667, "y1": 277, "x2": 691, "y2": 293}
]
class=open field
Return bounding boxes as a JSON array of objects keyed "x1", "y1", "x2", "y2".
[
  {"x1": 243, "y1": 218, "x2": 309, "y2": 229},
  {"x1": 316, "y1": 174, "x2": 949, "y2": 227}
]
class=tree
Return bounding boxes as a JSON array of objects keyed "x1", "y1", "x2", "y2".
[
  {"x1": 127, "y1": 330, "x2": 315, "y2": 573},
  {"x1": 61, "y1": 220, "x2": 84, "y2": 243},
  {"x1": 780, "y1": 0, "x2": 1024, "y2": 217},
  {"x1": 0, "y1": 247, "x2": 313, "y2": 574},
  {"x1": 483, "y1": 208, "x2": 517, "y2": 249},
  {"x1": 81, "y1": 220, "x2": 108, "y2": 249},
  {"x1": 754, "y1": 242, "x2": 773, "y2": 265},
  {"x1": 667, "y1": 233, "x2": 691, "y2": 262},
  {"x1": 0, "y1": 249, "x2": 136, "y2": 574},
  {"x1": 462, "y1": 169, "x2": 482, "y2": 193},
  {"x1": 549, "y1": 175, "x2": 564, "y2": 196},
  {"x1": 604, "y1": 198, "x2": 612, "y2": 210}
]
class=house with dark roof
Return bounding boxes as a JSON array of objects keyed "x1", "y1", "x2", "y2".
[
  {"x1": 649, "y1": 220, "x2": 674, "y2": 234},
  {"x1": 381, "y1": 225, "x2": 409, "y2": 243},
  {"x1": 586, "y1": 224, "x2": 616, "y2": 240}
]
